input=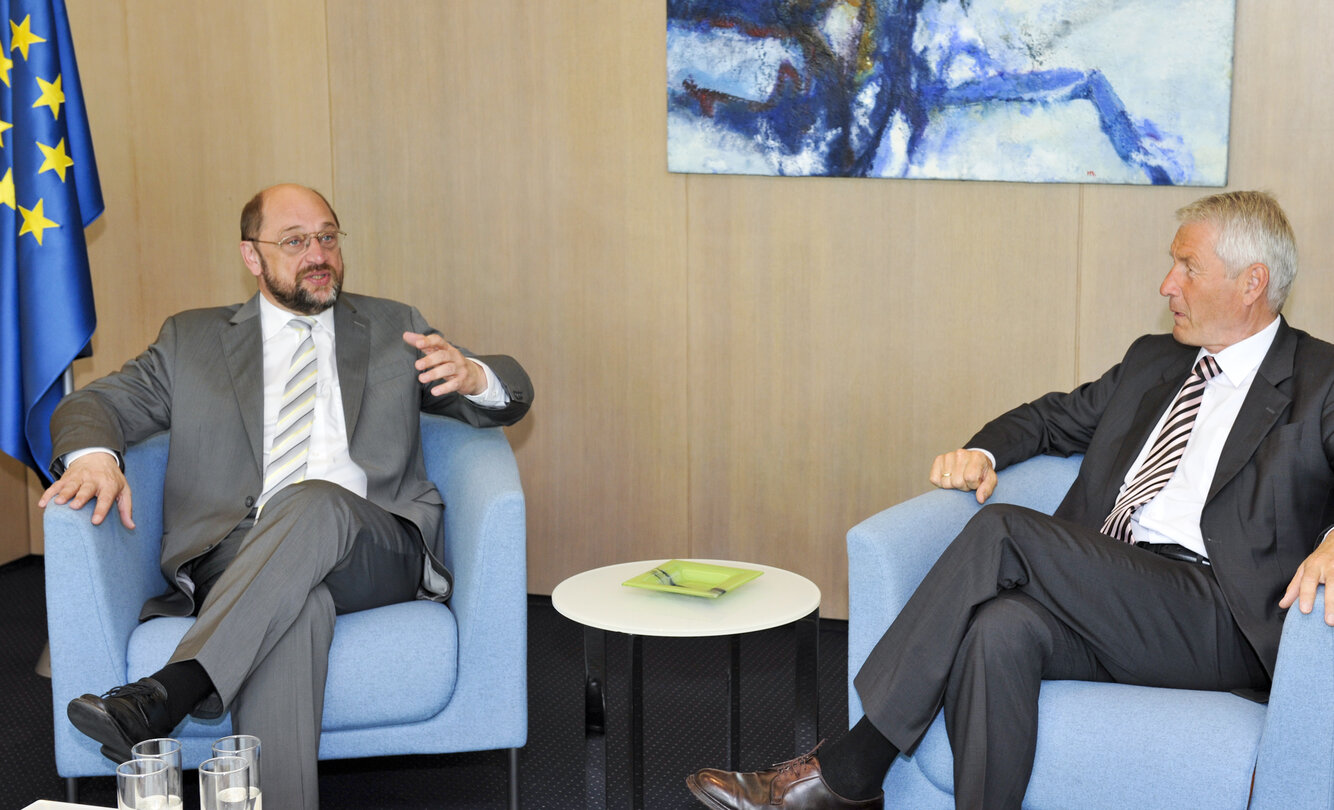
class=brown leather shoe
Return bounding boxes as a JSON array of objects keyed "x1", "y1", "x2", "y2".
[{"x1": 686, "y1": 748, "x2": 884, "y2": 809}]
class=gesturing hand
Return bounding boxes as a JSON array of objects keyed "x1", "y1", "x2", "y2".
[{"x1": 403, "y1": 332, "x2": 486, "y2": 397}]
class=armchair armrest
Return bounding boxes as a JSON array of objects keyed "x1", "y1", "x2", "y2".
[
  {"x1": 44, "y1": 432, "x2": 170, "y2": 774},
  {"x1": 1250, "y1": 586, "x2": 1334, "y2": 808},
  {"x1": 44, "y1": 432, "x2": 170, "y2": 686},
  {"x1": 419, "y1": 414, "x2": 527, "y2": 737},
  {"x1": 846, "y1": 454, "x2": 1082, "y2": 722}
]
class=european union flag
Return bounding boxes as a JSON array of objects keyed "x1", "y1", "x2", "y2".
[{"x1": 0, "y1": 0, "x2": 102, "y2": 479}]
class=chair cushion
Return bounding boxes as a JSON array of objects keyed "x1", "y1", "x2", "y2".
[
  {"x1": 907, "y1": 680, "x2": 1265, "y2": 809},
  {"x1": 127, "y1": 600, "x2": 458, "y2": 731}
]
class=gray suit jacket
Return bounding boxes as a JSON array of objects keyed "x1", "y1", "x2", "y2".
[
  {"x1": 49, "y1": 292, "x2": 532, "y2": 618},
  {"x1": 968, "y1": 318, "x2": 1334, "y2": 675}
]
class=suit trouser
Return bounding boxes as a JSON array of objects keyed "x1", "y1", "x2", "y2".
[
  {"x1": 852, "y1": 503, "x2": 1269, "y2": 810},
  {"x1": 169, "y1": 481, "x2": 423, "y2": 810}
]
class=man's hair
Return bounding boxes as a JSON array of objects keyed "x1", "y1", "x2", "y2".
[
  {"x1": 239, "y1": 186, "x2": 340, "y2": 241},
  {"x1": 1176, "y1": 190, "x2": 1297, "y2": 313}
]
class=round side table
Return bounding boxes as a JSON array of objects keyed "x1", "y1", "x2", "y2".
[{"x1": 552, "y1": 559, "x2": 821, "y2": 809}]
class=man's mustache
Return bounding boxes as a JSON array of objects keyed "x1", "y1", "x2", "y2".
[{"x1": 299, "y1": 263, "x2": 337, "y2": 279}]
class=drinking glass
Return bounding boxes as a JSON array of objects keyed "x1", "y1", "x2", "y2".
[
  {"x1": 131, "y1": 737, "x2": 183, "y2": 809},
  {"x1": 199, "y1": 755, "x2": 251, "y2": 810},
  {"x1": 213, "y1": 733, "x2": 262, "y2": 810},
  {"x1": 116, "y1": 758, "x2": 169, "y2": 810}
]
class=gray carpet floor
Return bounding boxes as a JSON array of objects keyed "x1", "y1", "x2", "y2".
[{"x1": 1, "y1": 555, "x2": 849, "y2": 809}]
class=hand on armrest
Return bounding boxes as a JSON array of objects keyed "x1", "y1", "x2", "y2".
[
  {"x1": 39, "y1": 451, "x2": 135, "y2": 529},
  {"x1": 1280, "y1": 528, "x2": 1334, "y2": 626},
  {"x1": 929, "y1": 448, "x2": 997, "y2": 504}
]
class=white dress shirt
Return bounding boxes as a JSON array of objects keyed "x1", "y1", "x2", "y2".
[
  {"x1": 257, "y1": 299, "x2": 363, "y2": 507},
  {"x1": 1124, "y1": 316, "x2": 1281, "y2": 557}
]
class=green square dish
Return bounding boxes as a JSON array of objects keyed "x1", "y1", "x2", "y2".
[{"x1": 622, "y1": 560, "x2": 763, "y2": 598}]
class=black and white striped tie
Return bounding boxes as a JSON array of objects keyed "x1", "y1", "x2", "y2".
[
  {"x1": 1101, "y1": 355, "x2": 1222, "y2": 543},
  {"x1": 262, "y1": 317, "x2": 317, "y2": 498}
]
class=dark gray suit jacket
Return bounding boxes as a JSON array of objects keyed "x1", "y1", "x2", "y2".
[
  {"x1": 968, "y1": 318, "x2": 1334, "y2": 676},
  {"x1": 49, "y1": 292, "x2": 532, "y2": 618}
]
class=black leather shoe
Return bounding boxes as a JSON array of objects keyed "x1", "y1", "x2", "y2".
[
  {"x1": 67, "y1": 678, "x2": 173, "y2": 763},
  {"x1": 686, "y1": 748, "x2": 884, "y2": 809}
]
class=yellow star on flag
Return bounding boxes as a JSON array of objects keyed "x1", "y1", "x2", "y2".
[
  {"x1": 37, "y1": 138, "x2": 74, "y2": 180},
  {"x1": 10, "y1": 15, "x2": 46, "y2": 61},
  {"x1": 18, "y1": 197, "x2": 59, "y2": 245},
  {"x1": 0, "y1": 119, "x2": 11, "y2": 145},
  {"x1": 0, "y1": 53, "x2": 12, "y2": 87},
  {"x1": 32, "y1": 73, "x2": 63, "y2": 119},
  {"x1": 0, "y1": 168, "x2": 14, "y2": 210}
]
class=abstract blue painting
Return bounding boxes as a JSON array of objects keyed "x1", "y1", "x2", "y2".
[{"x1": 667, "y1": 0, "x2": 1235, "y2": 185}]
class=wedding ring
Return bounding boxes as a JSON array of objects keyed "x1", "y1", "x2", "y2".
[{"x1": 943, "y1": 472, "x2": 951, "y2": 477}]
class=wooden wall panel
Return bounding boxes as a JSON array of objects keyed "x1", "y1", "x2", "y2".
[
  {"x1": 686, "y1": 179, "x2": 1081, "y2": 610},
  {"x1": 116, "y1": 0, "x2": 334, "y2": 321},
  {"x1": 1076, "y1": 185, "x2": 1199, "y2": 380},
  {"x1": 67, "y1": 0, "x2": 335, "y2": 376},
  {"x1": 1225, "y1": 0, "x2": 1334, "y2": 339},
  {"x1": 326, "y1": 1, "x2": 691, "y2": 595},
  {"x1": 0, "y1": 454, "x2": 29, "y2": 564},
  {"x1": 67, "y1": 0, "x2": 142, "y2": 383},
  {"x1": 16, "y1": 0, "x2": 1334, "y2": 616}
]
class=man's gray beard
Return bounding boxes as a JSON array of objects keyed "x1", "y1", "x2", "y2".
[{"x1": 260, "y1": 261, "x2": 341, "y2": 315}]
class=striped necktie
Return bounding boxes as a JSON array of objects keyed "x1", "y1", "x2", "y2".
[
  {"x1": 1101, "y1": 355, "x2": 1223, "y2": 543},
  {"x1": 262, "y1": 317, "x2": 317, "y2": 498}
]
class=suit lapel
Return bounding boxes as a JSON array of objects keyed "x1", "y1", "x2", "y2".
[
  {"x1": 223, "y1": 295, "x2": 265, "y2": 471},
  {"x1": 334, "y1": 297, "x2": 370, "y2": 438},
  {"x1": 1208, "y1": 319, "x2": 1295, "y2": 502}
]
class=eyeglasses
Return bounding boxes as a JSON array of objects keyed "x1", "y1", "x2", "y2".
[{"x1": 248, "y1": 230, "x2": 346, "y2": 255}]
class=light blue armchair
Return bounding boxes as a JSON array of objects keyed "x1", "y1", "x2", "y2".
[
  {"x1": 847, "y1": 454, "x2": 1334, "y2": 809},
  {"x1": 44, "y1": 414, "x2": 527, "y2": 807}
]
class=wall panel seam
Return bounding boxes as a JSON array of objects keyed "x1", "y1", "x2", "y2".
[
  {"x1": 322, "y1": 0, "x2": 336, "y2": 202},
  {"x1": 1074, "y1": 184, "x2": 1085, "y2": 386},
  {"x1": 684, "y1": 173, "x2": 694, "y2": 559}
]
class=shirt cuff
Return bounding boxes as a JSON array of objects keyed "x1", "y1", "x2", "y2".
[
  {"x1": 464, "y1": 359, "x2": 510, "y2": 408},
  {"x1": 966, "y1": 447, "x2": 997, "y2": 469},
  {"x1": 60, "y1": 447, "x2": 124, "y2": 473}
]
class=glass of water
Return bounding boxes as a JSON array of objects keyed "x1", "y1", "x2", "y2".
[
  {"x1": 199, "y1": 755, "x2": 251, "y2": 810},
  {"x1": 116, "y1": 758, "x2": 168, "y2": 810},
  {"x1": 212, "y1": 734, "x2": 261, "y2": 810},
  {"x1": 131, "y1": 738, "x2": 182, "y2": 809}
]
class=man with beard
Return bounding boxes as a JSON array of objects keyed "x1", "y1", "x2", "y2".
[{"x1": 40, "y1": 183, "x2": 533, "y2": 810}]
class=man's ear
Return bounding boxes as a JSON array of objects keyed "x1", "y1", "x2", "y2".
[
  {"x1": 1241, "y1": 262, "x2": 1270, "y2": 307},
  {"x1": 239, "y1": 241, "x2": 263, "y2": 279}
]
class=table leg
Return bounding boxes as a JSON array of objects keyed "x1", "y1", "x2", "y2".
[
  {"x1": 727, "y1": 634, "x2": 741, "y2": 769},
  {"x1": 583, "y1": 626, "x2": 607, "y2": 808},
  {"x1": 630, "y1": 633, "x2": 644, "y2": 810},
  {"x1": 794, "y1": 608, "x2": 820, "y2": 753}
]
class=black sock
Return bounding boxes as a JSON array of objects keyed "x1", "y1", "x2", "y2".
[
  {"x1": 150, "y1": 660, "x2": 213, "y2": 728},
  {"x1": 817, "y1": 715, "x2": 899, "y2": 800}
]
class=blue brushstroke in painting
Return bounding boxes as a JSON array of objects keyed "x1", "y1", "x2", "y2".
[{"x1": 667, "y1": 0, "x2": 1202, "y2": 184}]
